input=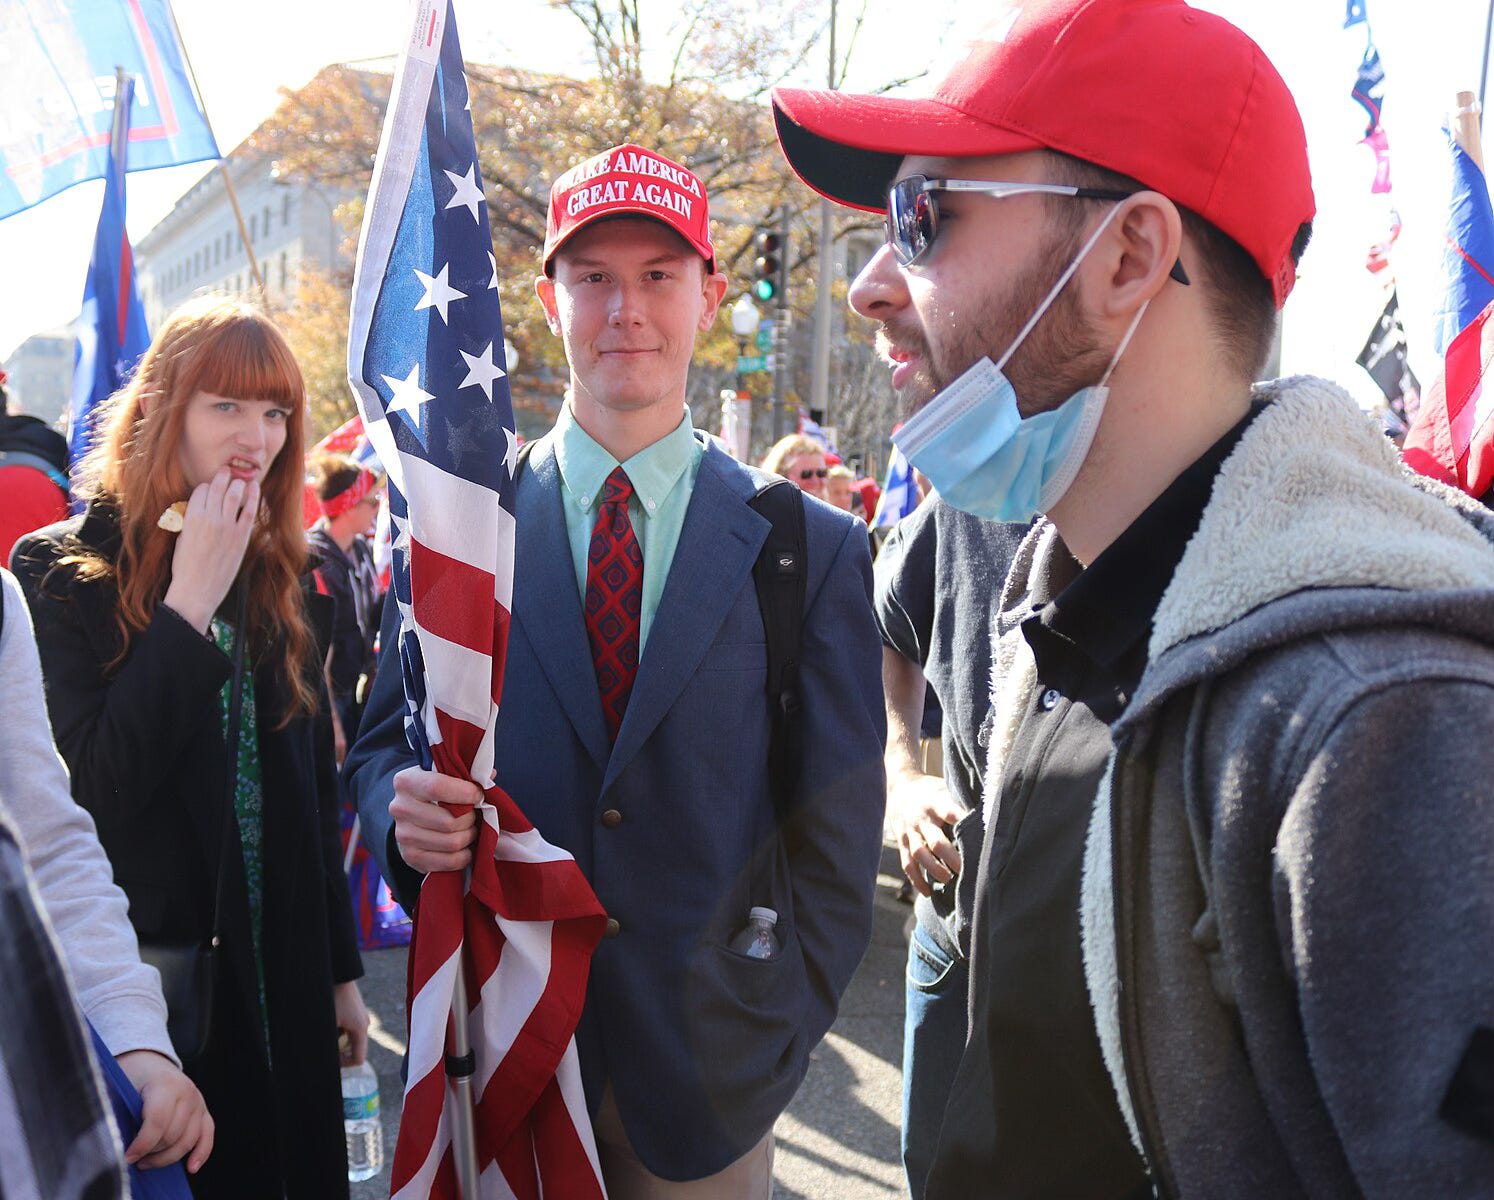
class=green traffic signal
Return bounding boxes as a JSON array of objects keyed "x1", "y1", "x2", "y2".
[{"x1": 754, "y1": 230, "x2": 782, "y2": 305}]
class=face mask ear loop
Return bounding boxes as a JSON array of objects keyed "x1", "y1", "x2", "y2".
[
  {"x1": 991, "y1": 203, "x2": 1124, "y2": 376},
  {"x1": 1098, "y1": 297, "x2": 1150, "y2": 390}
]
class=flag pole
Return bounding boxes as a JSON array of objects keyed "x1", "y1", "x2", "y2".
[
  {"x1": 108, "y1": 68, "x2": 131, "y2": 180},
  {"x1": 1481, "y1": 0, "x2": 1494, "y2": 112},
  {"x1": 1454, "y1": 90, "x2": 1485, "y2": 172},
  {"x1": 447, "y1": 940, "x2": 482, "y2": 1198},
  {"x1": 158, "y1": 0, "x2": 264, "y2": 291}
]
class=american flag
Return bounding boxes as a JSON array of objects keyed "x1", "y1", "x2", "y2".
[
  {"x1": 346, "y1": 2, "x2": 608, "y2": 1195},
  {"x1": 1403, "y1": 298, "x2": 1494, "y2": 497}
]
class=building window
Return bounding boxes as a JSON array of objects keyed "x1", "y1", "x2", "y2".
[
  {"x1": 263, "y1": 205, "x2": 271, "y2": 237},
  {"x1": 249, "y1": 214, "x2": 257, "y2": 241},
  {"x1": 212, "y1": 240, "x2": 219, "y2": 267},
  {"x1": 283, "y1": 192, "x2": 291, "y2": 224},
  {"x1": 279, "y1": 251, "x2": 288, "y2": 292}
]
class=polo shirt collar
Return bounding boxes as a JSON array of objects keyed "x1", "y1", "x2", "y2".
[{"x1": 1040, "y1": 399, "x2": 1266, "y2": 672}]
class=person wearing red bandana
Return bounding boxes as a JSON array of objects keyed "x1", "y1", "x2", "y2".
[{"x1": 307, "y1": 455, "x2": 383, "y2": 757}]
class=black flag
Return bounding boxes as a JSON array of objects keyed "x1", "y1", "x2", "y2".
[{"x1": 1357, "y1": 290, "x2": 1421, "y2": 421}]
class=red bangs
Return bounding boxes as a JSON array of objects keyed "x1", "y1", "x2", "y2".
[{"x1": 176, "y1": 314, "x2": 305, "y2": 412}]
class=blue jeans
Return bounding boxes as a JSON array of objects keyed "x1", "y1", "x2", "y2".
[{"x1": 902, "y1": 921, "x2": 969, "y2": 1200}]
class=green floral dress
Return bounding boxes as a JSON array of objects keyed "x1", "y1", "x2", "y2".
[{"x1": 211, "y1": 618, "x2": 267, "y2": 1037}]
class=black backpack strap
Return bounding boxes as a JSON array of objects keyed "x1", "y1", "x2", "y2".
[{"x1": 747, "y1": 478, "x2": 807, "y2": 825}]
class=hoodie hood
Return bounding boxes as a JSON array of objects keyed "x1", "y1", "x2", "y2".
[
  {"x1": 1117, "y1": 375, "x2": 1494, "y2": 737},
  {"x1": 984, "y1": 375, "x2": 1494, "y2": 823}
]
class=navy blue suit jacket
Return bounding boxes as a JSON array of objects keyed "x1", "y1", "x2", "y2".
[{"x1": 345, "y1": 433, "x2": 886, "y2": 1179}]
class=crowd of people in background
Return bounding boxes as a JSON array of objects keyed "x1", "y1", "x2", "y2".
[{"x1": 4, "y1": 1, "x2": 1493, "y2": 1197}]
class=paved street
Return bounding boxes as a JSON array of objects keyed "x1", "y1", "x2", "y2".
[{"x1": 350, "y1": 845, "x2": 911, "y2": 1199}]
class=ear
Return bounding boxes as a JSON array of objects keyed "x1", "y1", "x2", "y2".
[
  {"x1": 534, "y1": 273, "x2": 562, "y2": 336},
  {"x1": 698, "y1": 270, "x2": 729, "y2": 332},
  {"x1": 1089, "y1": 192, "x2": 1182, "y2": 318}
]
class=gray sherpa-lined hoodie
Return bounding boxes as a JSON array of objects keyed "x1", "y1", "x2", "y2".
[{"x1": 984, "y1": 376, "x2": 1494, "y2": 1198}]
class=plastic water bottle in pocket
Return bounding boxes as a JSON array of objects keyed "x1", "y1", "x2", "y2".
[
  {"x1": 342, "y1": 1058, "x2": 384, "y2": 1182},
  {"x1": 728, "y1": 906, "x2": 781, "y2": 959}
]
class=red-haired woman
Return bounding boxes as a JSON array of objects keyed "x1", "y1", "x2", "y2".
[{"x1": 12, "y1": 297, "x2": 368, "y2": 1199}]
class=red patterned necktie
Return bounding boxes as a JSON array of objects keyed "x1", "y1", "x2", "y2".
[{"x1": 584, "y1": 466, "x2": 643, "y2": 741}]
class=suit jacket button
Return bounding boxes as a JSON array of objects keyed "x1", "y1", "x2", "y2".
[
  {"x1": 600, "y1": 808, "x2": 623, "y2": 828},
  {"x1": 604, "y1": 917, "x2": 621, "y2": 938}
]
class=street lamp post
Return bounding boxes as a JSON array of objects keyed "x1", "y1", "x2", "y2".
[{"x1": 729, "y1": 294, "x2": 760, "y2": 461}]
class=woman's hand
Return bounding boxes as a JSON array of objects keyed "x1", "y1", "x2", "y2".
[
  {"x1": 115, "y1": 1048, "x2": 215, "y2": 1173},
  {"x1": 161, "y1": 469, "x2": 260, "y2": 635},
  {"x1": 334, "y1": 980, "x2": 371, "y2": 1066}
]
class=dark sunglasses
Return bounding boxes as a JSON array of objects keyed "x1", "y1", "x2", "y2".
[
  {"x1": 885, "y1": 175, "x2": 1190, "y2": 286},
  {"x1": 797, "y1": 468, "x2": 828, "y2": 480}
]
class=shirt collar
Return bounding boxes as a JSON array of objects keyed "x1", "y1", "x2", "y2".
[
  {"x1": 553, "y1": 401, "x2": 698, "y2": 518},
  {"x1": 1039, "y1": 398, "x2": 1265, "y2": 671}
]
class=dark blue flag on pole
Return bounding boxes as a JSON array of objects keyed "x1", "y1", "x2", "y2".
[
  {"x1": 0, "y1": 0, "x2": 218, "y2": 219},
  {"x1": 1351, "y1": 44, "x2": 1385, "y2": 137},
  {"x1": 69, "y1": 75, "x2": 151, "y2": 489},
  {"x1": 1433, "y1": 128, "x2": 1494, "y2": 357}
]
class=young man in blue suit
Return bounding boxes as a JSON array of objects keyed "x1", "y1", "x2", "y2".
[{"x1": 344, "y1": 144, "x2": 886, "y2": 1199}]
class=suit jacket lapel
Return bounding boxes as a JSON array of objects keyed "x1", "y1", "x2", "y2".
[
  {"x1": 512, "y1": 440, "x2": 611, "y2": 768},
  {"x1": 603, "y1": 444, "x2": 768, "y2": 792}
]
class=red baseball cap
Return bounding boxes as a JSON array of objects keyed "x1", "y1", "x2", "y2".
[
  {"x1": 771, "y1": 0, "x2": 1314, "y2": 306},
  {"x1": 543, "y1": 144, "x2": 716, "y2": 274}
]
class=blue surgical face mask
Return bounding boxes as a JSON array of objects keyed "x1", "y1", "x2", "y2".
[{"x1": 893, "y1": 206, "x2": 1147, "y2": 524}]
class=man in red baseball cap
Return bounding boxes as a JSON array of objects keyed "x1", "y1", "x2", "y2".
[
  {"x1": 349, "y1": 143, "x2": 888, "y2": 1199},
  {"x1": 775, "y1": 2, "x2": 1494, "y2": 1197}
]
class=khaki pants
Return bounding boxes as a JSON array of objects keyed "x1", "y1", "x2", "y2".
[{"x1": 593, "y1": 1086, "x2": 774, "y2": 1200}]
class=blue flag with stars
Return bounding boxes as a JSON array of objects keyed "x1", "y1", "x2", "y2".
[
  {"x1": 346, "y1": 0, "x2": 516, "y2": 781},
  {"x1": 345, "y1": 10, "x2": 608, "y2": 1187}
]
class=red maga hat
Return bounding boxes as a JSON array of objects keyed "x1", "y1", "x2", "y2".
[
  {"x1": 771, "y1": 0, "x2": 1314, "y2": 306},
  {"x1": 543, "y1": 144, "x2": 715, "y2": 274}
]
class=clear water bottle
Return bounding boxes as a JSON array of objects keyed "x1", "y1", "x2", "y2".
[
  {"x1": 729, "y1": 906, "x2": 781, "y2": 959},
  {"x1": 342, "y1": 1058, "x2": 384, "y2": 1182}
]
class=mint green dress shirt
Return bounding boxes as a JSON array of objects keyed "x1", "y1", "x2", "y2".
[{"x1": 551, "y1": 403, "x2": 703, "y2": 654}]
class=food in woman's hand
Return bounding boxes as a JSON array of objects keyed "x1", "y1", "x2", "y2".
[{"x1": 157, "y1": 500, "x2": 188, "y2": 533}]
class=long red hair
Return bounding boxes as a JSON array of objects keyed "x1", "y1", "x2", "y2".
[{"x1": 69, "y1": 297, "x2": 317, "y2": 723}]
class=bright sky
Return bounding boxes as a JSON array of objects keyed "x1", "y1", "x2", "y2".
[{"x1": 2, "y1": 0, "x2": 1492, "y2": 416}]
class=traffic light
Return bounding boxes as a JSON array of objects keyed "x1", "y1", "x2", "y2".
[{"x1": 753, "y1": 230, "x2": 782, "y2": 303}]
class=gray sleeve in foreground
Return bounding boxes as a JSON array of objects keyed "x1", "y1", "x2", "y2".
[{"x1": 1278, "y1": 677, "x2": 1494, "y2": 1194}]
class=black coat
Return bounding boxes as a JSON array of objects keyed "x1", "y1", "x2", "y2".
[{"x1": 12, "y1": 502, "x2": 362, "y2": 1200}]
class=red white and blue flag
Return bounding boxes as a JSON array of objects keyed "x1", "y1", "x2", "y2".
[
  {"x1": 1432, "y1": 129, "x2": 1494, "y2": 357},
  {"x1": 1403, "y1": 299, "x2": 1494, "y2": 498},
  {"x1": 346, "y1": 2, "x2": 607, "y2": 1195},
  {"x1": 69, "y1": 73, "x2": 150, "y2": 491},
  {"x1": 0, "y1": 0, "x2": 219, "y2": 219}
]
